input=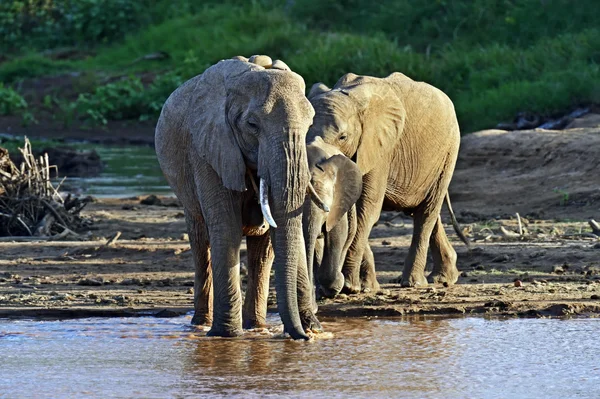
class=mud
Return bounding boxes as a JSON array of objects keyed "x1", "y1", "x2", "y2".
[{"x1": 1, "y1": 122, "x2": 599, "y2": 321}]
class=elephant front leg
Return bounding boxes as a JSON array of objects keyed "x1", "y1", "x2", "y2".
[
  {"x1": 427, "y1": 216, "x2": 459, "y2": 285},
  {"x1": 342, "y1": 171, "x2": 387, "y2": 294},
  {"x1": 186, "y1": 214, "x2": 214, "y2": 326},
  {"x1": 243, "y1": 232, "x2": 274, "y2": 329}
]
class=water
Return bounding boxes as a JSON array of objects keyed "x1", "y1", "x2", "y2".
[
  {"x1": 62, "y1": 146, "x2": 171, "y2": 198},
  {"x1": 1, "y1": 315, "x2": 599, "y2": 399}
]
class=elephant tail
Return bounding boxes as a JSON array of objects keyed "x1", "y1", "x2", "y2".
[{"x1": 444, "y1": 192, "x2": 471, "y2": 250}]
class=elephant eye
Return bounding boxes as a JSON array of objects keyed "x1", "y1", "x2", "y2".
[
  {"x1": 339, "y1": 134, "x2": 347, "y2": 141},
  {"x1": 247, "y1": 119, "x2": 259, "y2": 133}
]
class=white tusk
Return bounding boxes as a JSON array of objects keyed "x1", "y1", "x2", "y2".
[
  {"x1": 260, "y1": 178, "x2": 277, "y2": 228},
  {"x1": 307, "y1": 180, "x2": 330, "y2": 213}
]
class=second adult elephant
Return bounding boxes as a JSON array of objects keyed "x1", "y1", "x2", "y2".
[{"x1": 308, "y1": 72, "x2": 469, "y2": 292}]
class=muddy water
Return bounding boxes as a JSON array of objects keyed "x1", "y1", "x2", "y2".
[{"x1": 1, "y1": 315, "x2": 599, "y2": 399}]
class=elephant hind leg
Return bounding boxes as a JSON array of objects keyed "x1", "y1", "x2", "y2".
[
  {"x1": 243, "y1": 232, "x2": 274, "y2": 329},
  {"x1": 360, "y1": 244, "x2": 380, "y2": 293},
  {"x1": 427, "y1": 216, "x2": 460, "y2": 285},
  {"x1": 185, "y1": 212, "x2": 213, "y2": 326}
]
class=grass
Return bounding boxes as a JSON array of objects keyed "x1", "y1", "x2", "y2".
[{"x1": 0, "y1": 1, "x2": 598, "y2": 132}]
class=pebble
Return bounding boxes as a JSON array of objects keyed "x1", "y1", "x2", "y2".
[
  {"x1": 514, "y1": 280, "x2": 523, "y2": 287},
  {"x1": 382, "y1": 240, "x2": 392, "y2": 246},
  {"x1": 552, "y1": 266, "x2": 565, "y2": 274},
  {"x1": 186, "y1": 287, "x2": 194, "y2": 295},
  {"x1": 180, "y1": 233, "x2": 189, "y2": 241},
  {"x1": 77, "y1": 278, "x2": 103, "y2": 286},
  {"x1": 591, "y1": 295, "x2": 600, "y2": 300}
]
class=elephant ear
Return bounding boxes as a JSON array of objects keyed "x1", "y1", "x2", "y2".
[
  {"x1": 188, "y1": 60, "x2": 257, "y2": 192},
  {"x1": 319, "y1": 154, "x2": 363, "y2": 232},
  {"x1": 353, "y1": 83, "x2": 406, "y2": 174},
  {"x1": 308, "y1": 82, "x2": 331, "y2": 100}
]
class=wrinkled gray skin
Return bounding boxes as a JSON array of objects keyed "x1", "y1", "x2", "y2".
[
  {"x1": 308, "y1": 73, "x2": 466, "y2": 292},
  {"x1": 302, "y1": 137, "x2": 362, "y2": 300},
  {"x1": 155, "y1": 57, "x2": 318, "y2": 340}
]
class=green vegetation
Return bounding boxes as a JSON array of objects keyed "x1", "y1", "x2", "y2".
[
  {"x1": 1, "y1": 0, "x2": 598, "y2": 132},
  {"x1": 0, "y1": 83, "x2": 28, "y2": 115}
]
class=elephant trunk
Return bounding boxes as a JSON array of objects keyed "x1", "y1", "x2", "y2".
[{"x1": 266, "y1": 131, "x2": 310, "y2": 340}]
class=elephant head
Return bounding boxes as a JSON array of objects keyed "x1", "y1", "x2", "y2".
[
  {"x1": 306, "y1": 73, "x2": 407, "y2": 174},
  {"x1": 156, "y1": 56, "x2": 324, "y2": 339},
  {"x1": 303, "y1": 137, "x2": 362, "y2": 299}
]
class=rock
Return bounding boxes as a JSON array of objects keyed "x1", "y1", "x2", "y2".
[
  {"x1": 154, "y1": 308, "x2": 180, "y2": 318},
  {"x1": 180, "y1": 233, "x2": 189, "y2": 241},
  {"x1": 552, "y1": 266, "x2": 565, "y2": 275},
  {"x1": 120, "y1": 278, "x2": 142, "y2": 286},
  {"x1": 77, "y1": 278, "x2": 103, "y2": 286},
  {"x1": 10, "y1": 147, "x2": 104, "y2": 177},
  {"x1": 140, "y1": 195, "x2": 162, "y2": 206},
  {"x1": 566, "y1": 113, "x2": 600, "y2": 129},
  {"x1": 492, "y1": 254, "x2": 510, "y2": 263},
  {"x1": 382, "y1": 240, "x2": 392, "y2": 246},
  {"x1": 442, "y1": 282, "x2": 450, "y2": 288},
  {"x1": 591, "y1": 294, "x2": 600, "y2": 300}
]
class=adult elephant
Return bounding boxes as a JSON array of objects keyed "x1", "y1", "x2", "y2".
[
  {"x1": 155, "y1": 55, "x2": 324, "y2": 340},
  {"x1": 307, "y1": 72, "x2": 469, "y2": 292},
  {"x1": 302, "y1": 137, "x2": 362, "y2": 300}
]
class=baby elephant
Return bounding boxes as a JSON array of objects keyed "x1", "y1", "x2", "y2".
[{"x1": 303, "y1": 137, "x2": 363, "y2": 302}]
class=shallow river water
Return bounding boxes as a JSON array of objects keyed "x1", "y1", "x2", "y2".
[{"x1": 1, "y1": 314, "x2": 599, "y2": 399}]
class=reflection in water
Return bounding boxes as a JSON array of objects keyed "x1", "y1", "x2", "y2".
[
  {"x1": 1, "y1": 315, "x2": 599, "y2": 399},
  {"x1": 59, "y1": 145, "x2": 171, "y2": 197}
]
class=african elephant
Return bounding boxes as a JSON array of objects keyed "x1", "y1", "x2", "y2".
[
  {"x1": 302, "y1": 137, "x2": 363, "y2": 300},
  {"x1": 307, "y1": 72, "x2": 469, "y2": 292},
  {"x1": 155, "y1": 55, "x2": 325, "y2": 340}
]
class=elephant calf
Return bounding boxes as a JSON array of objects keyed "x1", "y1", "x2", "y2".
[
  {"x1": 307, "y1": 72, "x2": 469, "y2": 293},
  {"x1": 303, "y1": 137, "x2": 363, "y2": 301},
  {"x1": 155, "y1": 55, "x2": 326, "y2": 340}
]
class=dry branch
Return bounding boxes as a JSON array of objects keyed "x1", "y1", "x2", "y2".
[{"x1": 0, "y1": 138, "x2": 90, "y2": 238}]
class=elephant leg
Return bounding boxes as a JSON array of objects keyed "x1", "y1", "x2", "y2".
[
  {"x1": 196, "y1": 171, "x2": 244, "y2": 337},
  {"x1": 186, "y1": 212, "x2": 213, "y2": 326},
  {"x1": 400, "y1": 193, "x2": 447, "y2": 287},
  {"x1": 342, "y1": 170, "x2": 387, "y2": 294},
  {"x1": 243, "y1": 233, "x2": 274, "y2": 329},
  {"x1": 427, "y1": 216, "x2": 459, "y2": 285},
  {"x1": 360, "y1": 243, "x2": 380, "y2": 292}
]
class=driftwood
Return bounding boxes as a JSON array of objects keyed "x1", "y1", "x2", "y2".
[{"x1": 0, "y1": 138, "x2": 90, "y2": 238}]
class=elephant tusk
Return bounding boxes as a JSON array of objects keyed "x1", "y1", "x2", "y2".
[
  {"x1": 260, "y1": 178, "x2": 277, "y2": 228},
  {"x1": 307, "y1": 181, "x2": 330, "y2": 213}
]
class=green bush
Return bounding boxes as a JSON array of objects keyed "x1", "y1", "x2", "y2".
[
  {"x1": 291, "y1": 0, "x2": 600, "y2": 53},
  {"x1": 74, "y1": 72, "x2": 184, "y2": 125},
  {"x1": 0, "y1": 0, "x2": 145, "y2": 52},
  {"x1": 0, "y1": 83, "x2": 28, "y2": 115}
]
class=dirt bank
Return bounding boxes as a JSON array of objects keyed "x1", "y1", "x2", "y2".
[{"x1": 1, "y1": 123, "x2": 600, "y2": 322}]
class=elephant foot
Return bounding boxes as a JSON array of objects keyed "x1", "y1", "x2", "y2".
[
  {"x1": 206, "y1": 325, "x2": 244, "y2": 338},
  {"x1": 300, "y1": 310, "x2": 323, "y2": 333},
  {"x1": 242, "y1": 318, "x2": 268, "y2": 330},
  {"x1": 427, "y1": 268, "x2": 460, "y2": 285},
  {"x1": 400, "y1": 272, "x2": 428, "y2": 288},
  {"x1": 361, "y1": 276, "x2": 380, "y2": 293},
  {"x1": 191, "y1": 311, "x2": 212, "y2": 326},
  {"x1": 341, "y1": 280, "x2": 361, "y2": 295}
]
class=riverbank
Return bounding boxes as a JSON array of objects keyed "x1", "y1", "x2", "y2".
[{"x1": 1, "y1": 121, "x2": 600, "y2": 322}]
